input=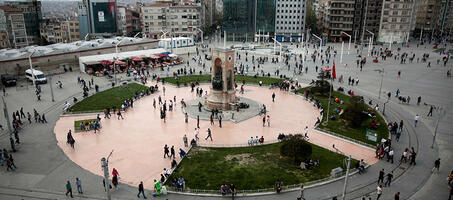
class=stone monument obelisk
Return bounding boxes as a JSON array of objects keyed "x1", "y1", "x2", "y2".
[{"x1": 205, "y1": 48, "x2": 237, "y2": 110}]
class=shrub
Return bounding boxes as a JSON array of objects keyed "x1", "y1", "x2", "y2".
[
  {"x1": 280, "y1": 134, "x2": 312, "y2": 164},
  {"x1": 342, "y1": 96, "x2": 368, "y2": 127}
]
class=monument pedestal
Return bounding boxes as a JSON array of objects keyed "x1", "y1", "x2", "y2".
[{"x1": 205, "y1": 48, "x2": 237, "y2": 110}]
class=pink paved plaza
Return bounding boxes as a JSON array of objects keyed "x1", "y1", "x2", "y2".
[{"x1": 53, "y1": 82, "x2": 377, "y2": 190}]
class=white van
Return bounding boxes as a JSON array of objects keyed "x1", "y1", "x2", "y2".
[{"x1": 25, "y1": 69, "x2": 47, "y2": 84}]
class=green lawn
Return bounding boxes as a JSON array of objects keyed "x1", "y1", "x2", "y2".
[
  {"x1": 168, "y1": 142, "x2": 355, "y2": 190},
  {"x1": 74, "y1": 119, "x2": 97, "y2": 131},
  {"x1": 297, "y1": 87, "x2": 389, "y2": 146},
  {"x1": 69, "y1": 83, "x2": 148, "y2": 112},
  {"x1": 164, "y1": 75, "x2": 282, "y2": 86}
]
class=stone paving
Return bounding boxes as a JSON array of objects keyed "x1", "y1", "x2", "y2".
[{"x1": 0, "y1": 40, "x2": 451, "y2": 199}]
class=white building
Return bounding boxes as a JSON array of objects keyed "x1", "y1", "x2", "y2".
[
  {"x1": 140, "y1": 1, "x2": 202, "y2": 39},
  {"x1": 378, "y1": 0, "x2": 415, "y2": 43},
  {"x1": 158, "y1": 37, "x2": 194, "y2": 49},
  {"x1": 275, "y1": 0, "x2": 307, "y2": 42}
]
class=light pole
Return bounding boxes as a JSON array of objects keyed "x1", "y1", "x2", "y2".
[
  {"x1": 48, "y1": 75, "x2": 54, "y2": 102},
  {"x1": 133, "y1": 32, "x2": 140, "y2": 39},
  {"x1": 431, "y1": 106, "x2": 445, "y2": 148},
  {"x1": 325, "y1": 74, "x2": 333, "y2": 124},
  {"x1": 341, "y1": 31, "x2": 351, "y2": 54},
  {"x1": 360, "y1": 0, "x2": 369, "y2": 56},
  {"x1": 341, "y1": 155, "x2": 352, "y2": 200},
  {"x1": 312, "y1": 34, "x2": 322, "y2": 53},
  {"x1": 340, "y1": 41, "x2": 344, "y2": 63},
  {"x1": 374, "y1": 68, "x2": 384, "y2": 99},
  {"x1": 366, "y1": 29, "x2": 374, "y2": 56},
  {"x1": 114, "y1": 39, "x2": 124, "y2": 86},
  {"x1": 389, "y1": 35, "x2": 393, "y2": 50},
  {"x1": 28, "y1": 49, "x2": 36, "y2": 87},
  {"x1": 2, "y1": 96, "x2": 15, "y2": 151},
  {"x1": 101, "y1": 150, "x2": 114, "y2": 200},
  {"x1": 272, "y1": 37, "x2": 283, "y2": 61},
  {"x1": 84, "y1": 33, "x2": 90, "y2": 41},
  {"x1": 193, "y1": 27, "x2": 204, "y2": 44}
]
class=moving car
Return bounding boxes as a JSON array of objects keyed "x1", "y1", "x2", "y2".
[{"x1": 1, "y1": 74, "x2": 17, "y2": 87}]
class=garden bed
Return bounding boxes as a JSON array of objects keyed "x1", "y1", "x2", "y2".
[
  {"x1": 69, "y1": 83, "x2": 148, "y2": 113},
  {"x1": 167, "y1": 142, "x2": 354, "y2": 190},
  {"x1": 297, "y1": 87, "x2": 389, "y2": 146}
]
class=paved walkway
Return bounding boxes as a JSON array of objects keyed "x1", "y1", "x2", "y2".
[
  {"x1": 0, "y1": 40, "x2": 451, "y2": 199},
  {"x1": 53, "y1": 82, "x2": 376, "y2": 191}
]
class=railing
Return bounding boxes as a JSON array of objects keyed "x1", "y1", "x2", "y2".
[{"x1": 196, "y1": 139, "x2": 280, "y2": 148}]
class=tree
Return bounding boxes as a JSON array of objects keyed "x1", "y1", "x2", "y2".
[
  {"x1": 342, "y1": 96, "x2": 367, "y2": 127},
  {"x1": 280, "y1": 134, "x2": 312, "y2": 164},
  {"x1": 305, "y1": 5, "x2": 319, "y2": 35},
  {"x1": 310, "y1": 71, "x2": 331, "y2": 96}
]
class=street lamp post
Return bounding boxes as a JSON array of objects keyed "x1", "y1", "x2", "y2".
[
  {"x1": 101, "y1": 150, "x2": 114, "y2": 200},
  {"x1": 341, "y1": 155, "x2": 352, "y2": 200},
  {"x1": 2, "y1": 96, "x2": 15, "y2": 151},
  {"x1": 360, "y1": 0, "x2": 369, "y2": 56},
  {"x1": 312, "y1": 34, "x2": 322, "y2": 53},
  {"x1": 340, "y1": 41, "x2": 344, "y2": 63},
  {"x1": 431, "y1": 106, "x2": 445, "y2": 148},
  {"x1": 366, "y1": 30, "x2": 374, "y2": 57},
  {"x1": 28, "y1": 49, "x2": 36, "y2": 87},
  {"x1": 193, "y1": 27, "x2": 204, "y2": 44},
  {"x1": 374, "y1": 68, "x2": 384, "y2": 99},
  {"x1": 341, "y1": 31, "x2": 351, "y2": 54},
  {"x1": 114, "y1": 39, "x2": 124, "y2": 86}
]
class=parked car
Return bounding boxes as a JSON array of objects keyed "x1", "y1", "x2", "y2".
[
  {"x1": 1, "y1": 74, "x2": 17, "y2": 87},
  {"x1": 25, "y1": 69, "x2": 47, "y2": 84}
]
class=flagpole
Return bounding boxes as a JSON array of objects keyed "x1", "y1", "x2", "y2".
[{"x1": 325, "y1": 61, "x2": 335, "y2": 125}]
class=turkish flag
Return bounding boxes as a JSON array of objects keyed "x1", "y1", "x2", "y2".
[{"x1": 332, "y1": 61, "x2": 336, "y2": 79}]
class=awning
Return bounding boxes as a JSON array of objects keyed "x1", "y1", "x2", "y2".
[
  {"x1": 149, "y1": 55, "x2": 160, "y2": 59},
  {"x1": 100, "y1": 60, "x2": 113, "y2": 66},
  {"x1": 154, "y1": 53, "x2": 169, "y2": 57},
  {"x1": 322, "y1": 67, "x2": 331, "y2": 71},
  {"x1": 161, "y1": 52, "x2": 171, "y2": 54},
  {"x1": 83, "y1": 60, "x2": 100, "y2": 65},
  {"x1": 168, "y1": 54, "x2": 178, "y2": 57},
  {"x1": 115, "y1": 60, "x2": 126, "y2": 65},
  {"x1": 131, "y1": 57, "x2": 143, "y2": 62}
]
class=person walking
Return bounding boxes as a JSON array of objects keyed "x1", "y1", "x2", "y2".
[
  {"x1": 230, "y1": 183, "x2": 236, "y2": 200},
  {"x1": 378, "y1": 169, "x2": 385, "y2": 184},
  {"x1": 432, "y1": 158, "x2": 441, "y2": 172},
  {"x1": 117, "y1": 109, "x2": 124, "y2": 120},
  {"x1": 137, "y1": 181, "x2": 147, "y2": 199},
  {"x1": 210, "y1": 114, "x2": 214, "y2": 125},
  {"x1": 218, "y1": 115, "x2": 222, "y2": 128},
  {"x1": 75, "y1": 178, "x2": 83, "y2": 194},
  {"x1": 170, "y1": 146, "x2": 175, "y2": 159},
  {"x1": 384, "y1": 171, "x2": 393, "y2": 187},
  {"x1": 65, "y1": 180, "x2": 73, "y2": 198},
  {"x1": 272, "y1": 92, "x2": 276, "y2": 102},
  {"x1": 262, "y1": 115, "x2": 266, "y2": 127},
  {"x1": 164, "y1": 145, "x2": 170, "y2": 158},
  {"x1": 394, "y1": 192, "x2": 400, "y2": 200},
  {"x1": 267, "y1": 115, "x2": 270, "y2": 127},
  {"x1": 183, "y1": 134, "x2": 188, "y2": 147},
  {"x1": 185, "y1": 113, "x2": 188, "y2": 123},
  {"x1": 304, "y1": 126, "x2": 309, "y2": 139},
  {"x1": 194, "y1": 128, "x2": 199, "y2": 141},
  {"x1": 417, "y1": 96, "x2": 421, "y2": 106},
  {"x1": 299, "y1": 184, "x2": 305, "y2": 200},
  {"x1": 205, "y1": 128, "x2": 213, "y2": 141},
  {"x1": 197, "y1": 115, "x2": 200, "y2": 129},
  {"x1": 414, "y1": 114, "x2": 419, "y2": 127},
  {"x1": 409, "y1": 147, "x2": 417, "y2": 165},
  {"x1": 377, "y1": 185, "x2": 383, "y2": 200}
]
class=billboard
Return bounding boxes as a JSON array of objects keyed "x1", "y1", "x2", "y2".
[{"x1": 89, "y1": 0, "x2": 117, "y2": 34}]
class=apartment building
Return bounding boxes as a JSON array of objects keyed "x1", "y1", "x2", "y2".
[
  {"x1": 4, "y1": 0, "x2": 42, "y2": 45},
  {"x1": 140, "y1": 1, "x2": 201, "y2": 39},
  {"x1": 40, "y1": 18, "x2": 80, "y2": 43},
  {"x1": 0, "y1": 6, "x2": 28, "y2": 49},
  {"x1": 353, "y1": 0, "x2": 383, "y2": 43},
  {"x1": 118, "y1": 6, "x2": 141, "y2": 37},
  {"x1": 378, "y1": 0, "x2": 415, "y2": 43},
  {"x1": 415, "y1": 0, "x2": 441, "y2": 36}
]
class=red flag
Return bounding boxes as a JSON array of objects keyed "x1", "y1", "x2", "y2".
[{"x1": 332, "y1": 61, "x2": 336, "y2": 79}]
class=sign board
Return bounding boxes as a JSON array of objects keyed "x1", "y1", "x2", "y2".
[
  {"x1": 366, "y1": 129, "x2": 378, "y2": 142},
  {"x1": 98, "y1": 11, "x2": 105, "y2": 22}
]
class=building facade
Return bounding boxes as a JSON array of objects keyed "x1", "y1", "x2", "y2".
[
  {"x1": 4, "y1": 0, "x2": 42, "y2": 45},
  {"x1": 353, "y1": 0, "x2": 383, "y2": 43},
  {"x1": 40, "y1": 18, "x2": 80, "y2": 44},
  {"x1": 275, "y1": 0, "x2": 306, "y2": 42},
  {"x1": 0, "y1": 6, "x2": 29, "y2": 49},
  {"x1": 140, "y1": 2, "x2": 201, "y2": 39},
  {"x1": 378, "y1": 0, "x2": 415, "y2": 43},
  {"x1": 118, "y1": 6, "x2": 141, "y2": 37}
]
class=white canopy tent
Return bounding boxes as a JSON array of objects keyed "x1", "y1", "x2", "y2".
[{"x1": 78, "y1": 48, "x2": 169, "y2": 72}]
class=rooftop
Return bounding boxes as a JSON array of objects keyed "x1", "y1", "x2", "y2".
[{"x1": 0, "y1": 37, "x2": 158, "y2": 62}]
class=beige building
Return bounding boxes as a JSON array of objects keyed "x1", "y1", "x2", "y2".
[
  {"x1": 40, "y1": 18, "x2": 80, "y2": 44},
  {"x1": 140, "y1": 1, "x2": 201, "y2": 39},
  {"x1": 378, "y1": 0, "x2": 415, "y2": 43},
  {"x1": 416, "y1": 0, "x2": 440, "y2": 36}
]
